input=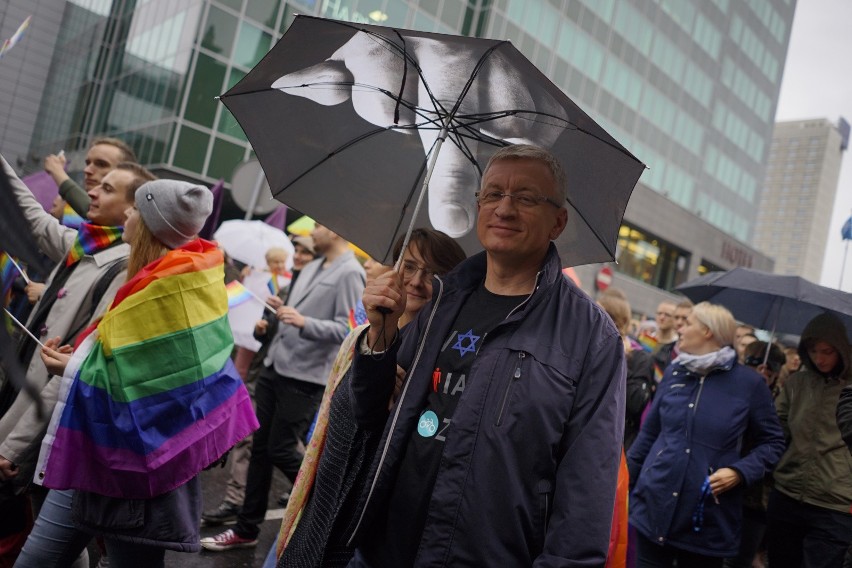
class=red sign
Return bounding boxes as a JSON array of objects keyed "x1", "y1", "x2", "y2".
[{"x1": 596, "y1": 266, "x2": 613, "y2": 291}]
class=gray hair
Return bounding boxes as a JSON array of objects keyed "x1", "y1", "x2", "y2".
[{"x1": 482, "y1": 144, "x2": 567, "y2": 205}]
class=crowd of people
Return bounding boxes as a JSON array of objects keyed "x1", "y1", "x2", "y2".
[{"x1": 0, "y1": 141, "x2": 850, "y2": 568}]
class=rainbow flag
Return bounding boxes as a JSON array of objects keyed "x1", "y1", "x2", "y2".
[
  {"x1": 61, "y1": 203, "x2": 84, "y2": 230},
  {"x1": 0, "y1": 16, "x2": 31, "y2": 60},
  {"x1": 1, "y1": 252, "x2": 17, "y2": 300},
  {"x1": 37, "y1": 239, "x2": 258, "y2": 499},
  {"x1": 637, "y1": 331, "x2": 658, "y2": 353},
  {"x1": 226, "y1": 280, "x2": 253, "y2": 308},
  {"x1": 348, "y1": 300, "x2": 368, "y2": 330},
  {"x1": 266, "y1": 272, "x2": 292, "y2": 296}
]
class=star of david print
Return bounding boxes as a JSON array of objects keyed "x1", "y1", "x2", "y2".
[{"x1": 452, "y1": 329, "x2": 480, "y2": 357}]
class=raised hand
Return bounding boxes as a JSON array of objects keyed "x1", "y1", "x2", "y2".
[{"x1": 362, "y1": 269, "x2": 406, "y2": 349}]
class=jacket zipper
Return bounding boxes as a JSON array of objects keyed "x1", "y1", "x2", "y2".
[
  {"x1": 496, "y1": 352, "x2": 525, "y2": 426},
  {"x1": 476, "y1": 270, "x2": 541, "y2": 356},
  {"x1": 693, "y1": 375, "x2": 706, "y2": 413},
  {"x1": 347, "y1": 276, "x2": 444, "y2": 546}
]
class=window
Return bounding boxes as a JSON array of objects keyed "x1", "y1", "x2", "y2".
[
  {"x1": 184, "y1": 53, "x2": 226, "y2": 128},
  {"x1": 201, "y1": 6, "x2": 237, "y2": 56},
  {"x1": 616, "y1": 223, "x2": 691, "y2": 290},
  {"x1": 173, "y1": 125, "x2": 209, "y2": 172}
]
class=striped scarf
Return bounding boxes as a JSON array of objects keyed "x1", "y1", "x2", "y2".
[{"x1": 65, "y1": 223, "x2": 123, "y2": 266}]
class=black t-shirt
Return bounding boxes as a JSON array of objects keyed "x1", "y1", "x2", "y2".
[{"x1": 366, "y1": 282, "x2": 526, "y2": 567}]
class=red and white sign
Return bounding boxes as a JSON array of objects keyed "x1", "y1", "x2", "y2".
[{"x1": 595, "y1": 266, "x2": 613, "y2": 291}]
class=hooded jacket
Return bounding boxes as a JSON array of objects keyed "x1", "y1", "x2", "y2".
[
  {"x1": 774, "y1": 312, "x2": 852, "y2": 513},
  {"x1": 627, "y1": 352, "x2": 785, "y2": 557},
  {"x1": 347, "y1": 244, "x2": 626, "y2": 567}
]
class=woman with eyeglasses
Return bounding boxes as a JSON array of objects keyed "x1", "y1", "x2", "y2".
[
  {"x1": 627, "y1": 302, "x2": 785, "y2": 568},
  {"x1": 272, "y1": 228, "x2": 466, "y2": 568}
]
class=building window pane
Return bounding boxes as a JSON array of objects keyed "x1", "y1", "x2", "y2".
[
  {"x1": 201, "y1": 6, "x2": 238, "y2": 56},
  {"x1": 234, "y1": 21, "x2": 272, "y2": 68},
  {"x1": 207, "y1": 137, "x2": 246, "y2": 180},
  {"x1": 216, "y1": 0, "x2": 243, "y2": 11},
  {"x1": 246, "y1": 0, "x2": 280, "y2": 28},
  {"x1": 185, "y1": 53, "x2": 226, "y2": 128},
  {"x1": 174, "y1": 125, "x2": 209, "y2": 172}
]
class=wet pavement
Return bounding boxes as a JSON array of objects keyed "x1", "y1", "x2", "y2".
[{"x1": 87, "y1": 462, "x2": 292, "y2": 567}]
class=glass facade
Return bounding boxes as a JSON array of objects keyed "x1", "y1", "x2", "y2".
[
  {"x1": 616, "y1": 223, "x2": 690, "y2": 291},
  {"x1": 26, "y1": 0, "x2": 795, "y2": 222}
]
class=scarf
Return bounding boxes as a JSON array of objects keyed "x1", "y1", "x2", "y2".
[
  {"x1": 674, "y1": 346, "x2": 737, "y2": 375},
  {"x1": 38, "y1": 239, "x2": 259, "y2": 499},
  {"x1": 65, "y1": 222, "x2": 123, "y2": 266}
]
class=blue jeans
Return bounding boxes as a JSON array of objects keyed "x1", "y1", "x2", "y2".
[{"x1": 14, "y1": 489, "x2": 90, "y2": 568}]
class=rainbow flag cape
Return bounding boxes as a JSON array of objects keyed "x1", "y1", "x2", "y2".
[
  {"x1": 37, "y1": 239, "x2": 258, "y2": 498},
  {"x1": 226, "y1": 280, "x2": 253, "y2": 308}
]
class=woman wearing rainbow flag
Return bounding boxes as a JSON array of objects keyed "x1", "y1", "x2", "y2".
[{"x1": 34, "y1": 180, "x2": 258, "y2": 566}]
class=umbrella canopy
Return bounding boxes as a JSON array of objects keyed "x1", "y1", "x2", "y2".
[
  {"x1": 214, "y1": 220, "x2": 294, "y2": 270},
  {"x1": 676, "y1": 267, "x2": 852, "y2": 337},
  {"x1": 220, "y1": 15, "x2": 645, "y2": 267}
]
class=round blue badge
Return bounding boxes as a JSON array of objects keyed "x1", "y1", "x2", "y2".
[{"x1": 417, "y1": 410, "x2": 439, "y2": 438}]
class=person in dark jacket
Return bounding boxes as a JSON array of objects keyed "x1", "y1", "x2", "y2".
[
  {"x1": 345, "y1": 144, "x2": 626, "y2": 567},
  {"x1": 768, "y1": 312, "x2": 852, "y2": 568},
  {"x1": 627, "y1": 302, "x2": 785, "y2": 568},
  {"x1": 598, "y1": 292, "x2": 654, "y2": 449}
]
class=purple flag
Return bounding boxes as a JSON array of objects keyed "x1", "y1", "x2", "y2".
[
  {"x1": 264, "y1": 205, "x2": 288, "y2": 230},
  {"x1": 199, "y1": 179, "x2": 224, "y2": 240},
  {"x1": 22, "y1": 170, "x2": 59, "y2": 211}
]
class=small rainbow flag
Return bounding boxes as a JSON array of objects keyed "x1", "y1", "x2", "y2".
[
  {"x1": 637, "y1": 331, "x2": 658, "y2": 353},
  {"x1": 61, "y1": 203, "x2": 84, "y2": 230},
  {"x1": 267, "y1": 272, "x2": 292, "y2": 296},
  {"x1": 226, "y1": 280, "x2": 253, "y2": 308},
  {"x1": 0, "y1": 16, "x2": 31, "y2": 60},
  {"x1": 37, "y1": 239, "x2": 258, "y2": 498},
  {"x1": 348, "y1": 301, "x2": 368, "y2": 330}
]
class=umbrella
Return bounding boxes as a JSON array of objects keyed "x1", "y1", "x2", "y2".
[
  {"x1": 219, "y1": 15, "x2": 645, "y2": 267},
  {"x1": 213, "y1": 220, "x2": 294, "y2": 270},
  {"x1": 676, "y1": 267, "x2": 852, "y2": 337}
]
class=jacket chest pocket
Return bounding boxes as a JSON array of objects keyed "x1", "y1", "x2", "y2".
[{"x1": 492, "y1": 349, "x2": 578, "y2": 428}]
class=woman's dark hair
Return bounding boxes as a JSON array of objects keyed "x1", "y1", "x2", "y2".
[{"x1": 392, "y1": 228, "x2": 466, "y2": 276}]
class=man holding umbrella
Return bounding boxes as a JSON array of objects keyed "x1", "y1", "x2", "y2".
[{"x1": 348, "y1": 145, "x2": 626, "y2": 566}]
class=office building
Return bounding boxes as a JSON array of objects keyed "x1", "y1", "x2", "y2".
[
  {"x1": 0, "y1": 0, "x2": 795, "y2": 315},
  {"x1": 754, "y1": 118, "x2": 848, "y2": 282}
]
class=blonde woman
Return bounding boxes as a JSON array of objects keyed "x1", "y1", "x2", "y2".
[{"x1": 627, "y1": 302, "x2": 785, "y2": 568}]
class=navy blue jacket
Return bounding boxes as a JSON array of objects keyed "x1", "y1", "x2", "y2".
[
  {"x1": 347, "y1": 244, "x2": 626, "y2": 567},
  {"x1": 627, "y1": 358, "x2": 785, "y2": 557}
]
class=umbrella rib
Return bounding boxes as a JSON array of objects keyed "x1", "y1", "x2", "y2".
[
  {"x1": 565, "y1": 194, "x2": 613, "y2": 257},
  {"x1": 270, "y1": 125, "x2": 399, "y2": 197}
]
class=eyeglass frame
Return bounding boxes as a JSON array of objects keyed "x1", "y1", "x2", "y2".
[
  {"x1": 474, "y1": 190, "x2": 562, "y2": 209},
  {"x1": 401, "y1": 259, "x2": 436, "y2": 281}
]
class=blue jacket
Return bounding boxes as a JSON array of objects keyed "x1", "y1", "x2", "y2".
[
  {"x1": 347, "y1": 244, "x2": 626, "y2": 567},
  {"x1": 627, "y1": 358, "x2": 785, "y2": 557}
]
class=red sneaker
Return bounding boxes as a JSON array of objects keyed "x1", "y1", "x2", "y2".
[{"x1": 200, "y1": 529, "x2": 258, "y2": 551}]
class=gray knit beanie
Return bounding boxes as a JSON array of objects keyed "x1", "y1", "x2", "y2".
[{"x1": 135, "y1": 180, "x2": 213, "y2": 249}]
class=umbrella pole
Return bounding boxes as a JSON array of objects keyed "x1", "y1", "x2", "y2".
[{"x1": 392, "y1": 123, "x2": 450, "y2": 272}]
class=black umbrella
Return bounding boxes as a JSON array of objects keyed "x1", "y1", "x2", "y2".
[
  {"x1": 220, "y1": 16, "x2": 644, "y2": 266},
  {"x1": 676, "y1": 267, "x2": 852, "y2": 337}
]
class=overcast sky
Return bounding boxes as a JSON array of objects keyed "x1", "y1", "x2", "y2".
[{"x1": 774, "y1": 0, "x2": 852, "y2": 291}]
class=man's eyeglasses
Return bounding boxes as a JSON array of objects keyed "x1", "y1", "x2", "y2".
[
  {"x1": 402, "y1": 260, "x2": 436, "y2": 281},
  {"x1": 656, "y1": 311, "x2": 673, "y2": 318},
  {"x1": 475, "y1": 190, "x2": 561, "y2": 209}
]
